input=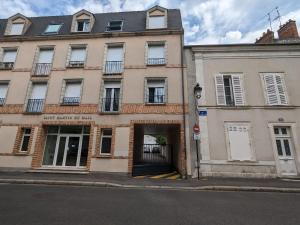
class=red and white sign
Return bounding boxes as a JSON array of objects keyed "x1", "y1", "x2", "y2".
[{"x1": 193, "y1": 124, "x2": 200, "y2": 134}]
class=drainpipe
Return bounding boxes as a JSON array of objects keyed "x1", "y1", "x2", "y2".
[{"x1": 180, "y1": 31, "x2": 188, "y2": 178}]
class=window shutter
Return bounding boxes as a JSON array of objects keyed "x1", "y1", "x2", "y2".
[
  {"x1": 275, "y1": 74, "x2": 288, "y2": 105},
  {"x1": 107, "y1": 47, "x2": 123, "y2": 61},
  {"x1": 70, "y1": 48, "x2": 86, "y2": 62},
  {"x1": 64, "y1": 82, "x2": 81, "y2": 98},
  {"x1": 263, "y1": 74, "x2": 279, "y2": 105},
  {"x1": 3, "y1": 50, "x2": 17, "y2": 62},
  {"x1": 232, "y1": 74, "x2": 245, "y2": 106},
  {"x1": 215, "y1": 75, "x2": 226, "y2": 105},
  {"x1": 30, "y1": 84, "x2": 47, "y2": 99},
  {"x1": 65, "y1": 45, "x2": 72, "y2": 66},
  {"x1": 38, "y1": 50, "x2": 54, "y2": 63},
  {"x1": 0, "y1": 83, "x2": 8, "y2": 98},
  {"x1": 148, "y1": 46, "x2": 164, "y2": 59}
]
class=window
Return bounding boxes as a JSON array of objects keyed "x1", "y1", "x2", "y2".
[
  {"x1": 68, "y1": 47, "x2": 86, "y2": 67},
  {"x1": 104, "y1": 45, "x2": 123, "y2": 74},
  {"x1": 26, "y1": 83, "x2": 47, "y2": 113},
  {"x1": 148, "y1": 16, "x2": 165, "y2": 29},
  {"x1": 102, "y1": 82, "x2": 120, "y2": 112},
  {"x1": 100, "y1": 129, "x2": 112, "y2": 154},
  {"x1": 147, "y1": 44, "x2": 165, "y2": 65},
  {"x1": 44, "y1": 24, "x2": 62, "y2": 34},
  {"x1": 20, "y1": 128, "x2": 31, "y2": 152},
  {"x1": 0, "y1": 82, "x2": 9, "y2": 106},
  {"x1": 0, "y1": 49, "x2": 17, "y2": 69},
  {"x1": 76, "y1": 20, "x2": 90, "y2": 32},
  {"x1": 62, "y1": 81, "x2": 82, "y2": 105},
  {"x1": 274, "y1": 127, "x2": 293, "y2": 157},
  {"x1": 107, "y1": 21, "x2": 123, "y2": 31},
  {"x1": 262, "y1": 73, "x2": 288, "y2": 105},
  {"x1": 226, "y1": 123, "x2": 254, "y2": 161},
  {"x1": 10, "y1": 23, "x2": 24, "y2": 35},
  {"x1": 146, "y1": 79, "x2": 165, "y2": 104},
  {"x1": 215, "y1": 74, "x2": 245, "y2": 106},
  {"x1": 33, "y1": 48, "x2": 54, "y2": 76}
]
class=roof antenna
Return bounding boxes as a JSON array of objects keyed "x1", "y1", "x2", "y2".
[
  {"x1": 267, "y1": 12, "x2": 273, "y2": 31},
  {"x1": 273, "y1": 6, "x2": 282, "y2": 27}
]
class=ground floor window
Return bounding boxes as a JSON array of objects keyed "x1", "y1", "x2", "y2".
[
  {"x1": 42, "y1": 125, "x2": 90, "y2": 167},
  {"x1": 100, "y1": 129, "x2": 112, "y2": 155},
  {"x1": 20, "y1": 128, "x2": 31, "y2": 152}
]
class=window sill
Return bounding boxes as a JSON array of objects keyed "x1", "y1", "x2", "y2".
[
  {"x1": 103, "y1": 72, "x2": 124, "y2": 75},
  {"x1": 23, "y1": 112, "x2": 43, "y2": 115},
  {"x1": 14, "y1": 152, "x2": 30, "y2": 156},
  {"x1": 227, "y1": 160, "x2": 257, "y2": 163},
  {"x1": 145, "y1": 103, "x2": 166, "y2": 106},
  {"x1": 66, "y1": 65, "x2": 85, "y2": 69},
  {"x1": 31, "y1": 74, "x2": 50, "y2": 77},
  {"x1": 60, "y1": 103, "x2": 80, "y2": 106},
  {"x1": 95, "y1": 154, "x2": 112, "y2": 159},
  {"x1": 146, "y1": 63, "x2": 166, "y2": 66},
  {"x1": 99, "y1": 111, "x2": 120, "y2": 115}
]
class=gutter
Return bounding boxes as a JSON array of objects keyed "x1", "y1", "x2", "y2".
[{"x1": 180, "y1": 31, "x2": 187, "y2": 178}]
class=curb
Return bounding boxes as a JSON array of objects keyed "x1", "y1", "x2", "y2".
[{"x1": 0, "y1": 178, "x2": 300, "y2": 193}]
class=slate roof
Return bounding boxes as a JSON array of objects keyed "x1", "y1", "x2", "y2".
[{"x1": 0, "y1": 9, "x2": 182, "y2": 38}]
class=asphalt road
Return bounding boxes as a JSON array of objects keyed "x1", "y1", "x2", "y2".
[{"x1": 0, "y1": 184, "x2": 300, "y2": 225}]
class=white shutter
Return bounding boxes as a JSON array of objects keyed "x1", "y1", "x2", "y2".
[
  {"x1": 38, "y1": 50, "x2": 54, "y2": 63},
  {"x1": 0, "y1": 84, "x2": 8, "y2": 98},
  {"x1": 70, "y1": 48, "x2": 86, "y2": 62},
  {"x1": 30, "y1": 84, "x2": 47, "y2": 99},
  {"x1": 3, "y1": 50, "x2": 17, "y2": 62},
  {"x1": 275, "y1": 74, "x2": 288, "y2": 105},
  {"x1": 227, "y1": 124, "x2": 252, "y2": 161},
  {"x1": 263, "y1": 74, "x2": 280, "y2": 105},
  {"x1": 107, "y1": 47, "x2": 123, "y2": 61},
  {"x1": 215, "y1": 75, "x2": 226, "y2": 105},
  {"x1": 149, "y1": 16, "x2": 165, "y2": 29},
  {"x1": 10, "y1": 23, "x2": 24, "y2": 35},
  {"x1": 232, "y1": 74, "x2": 245, "y2": 106},
  {"x1": 148, "y1": 46, "x2": 164, "y2": 59},
  {"x1": 65, "y1": 83, "x2": 81, "y2": 98}
]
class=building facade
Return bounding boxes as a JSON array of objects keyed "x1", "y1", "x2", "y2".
[
  {"x1": 186, "y1": 24, "x2": 300, "y2": 178},
  {"x1": 0, "y1": 6, "x2": 189, "y2": 176}
]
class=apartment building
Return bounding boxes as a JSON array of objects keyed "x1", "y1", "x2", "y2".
[
  {"x1": 0, "y1": 6, "x2": 189, "y2": 176},
  {"x1": 186, "y1": 20, "x2": 300, "y2": 178}
]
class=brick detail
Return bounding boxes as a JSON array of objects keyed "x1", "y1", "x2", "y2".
[
  {"x1": 12, "y1": 125, "x2": 35, "y2": 155},
  {"x1": 255, "y1": 29, "x2": 274, "y2": 44},
  {"x1": 278, "y1": 20, "x2": 299, "y2": 40},
  {"x1": 44, "y1": 104, "x2": 98, "y2": 114},
  {"x1": 0, "y1": 104, "x2": 23, "y2": 114},
  {"x1": 93, "y1": 125, "x2": 116, "y2": 158},
  {"x1": 122, "y1": 104, "x2": 188, "y2": 114}
]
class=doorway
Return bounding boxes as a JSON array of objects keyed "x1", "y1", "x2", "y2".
[{"x1": 42, "y1": 126, "x2": 90, "y2": 168}]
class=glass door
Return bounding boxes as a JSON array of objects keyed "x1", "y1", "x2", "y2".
[{"x1": 65, "y1": 136, "x2": 81, "y2": 167}]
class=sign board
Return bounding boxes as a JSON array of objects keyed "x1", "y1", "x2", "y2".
[
  {"x1": 193, "y1": 133, "x2": 201, "y2": 140},
  {"x1": 193, "y1": 124, "x2": 200, "y2": 133},
  {"x1": 198, "y1": 107, "x2": 208, "y2": 116}
]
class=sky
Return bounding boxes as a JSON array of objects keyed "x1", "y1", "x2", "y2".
[{"x1": 0, "y1": 0, "x2": 300, "y2": 44}]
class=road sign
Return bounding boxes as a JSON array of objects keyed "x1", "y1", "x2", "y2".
[
  {"x1": 193, "y1": 124, "x2": 200, "y2": 133},
  {"x1": 198, "y1": 108, "x2": 208, "y2": 116},
  {"x1": 193, "y1": 133, "x2": 200, "y2": 140}
]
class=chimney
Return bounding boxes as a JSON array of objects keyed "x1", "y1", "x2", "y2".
[
  {"x1": 278, "y1": 20, "x2": 299, "y2": 40},
  {"x1": 255, "y1": 29, "x2": 274, "y2": 44}
]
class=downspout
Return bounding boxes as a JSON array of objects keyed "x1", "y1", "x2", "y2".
[{"x1": 180, "y1": 30, "x2": 188, "y2": 178}]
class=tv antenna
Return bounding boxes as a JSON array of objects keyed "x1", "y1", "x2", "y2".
[{"x1": 265, "y1": 6, "x2": 282, "y2": 31}]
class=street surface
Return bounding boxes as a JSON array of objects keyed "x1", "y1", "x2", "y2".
[{"x1": 0, "y1": 183, "x2": 300, "y2": 225}]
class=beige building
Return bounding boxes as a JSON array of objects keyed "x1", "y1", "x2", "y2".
[
  {"x1": 186, "y1": 21, "x2": 300, "y2": 178},
  {"x1": 0, "y1": 6, "x2": 189, "y2": 176}
]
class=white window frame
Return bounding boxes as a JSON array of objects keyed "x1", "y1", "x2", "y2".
[
  {"x1": 69, "y1": 46, "x2": 87, "y2": 65},
  {"x1": 44, "y1": 24, "x2": 62, "y2": 34},
  {"x1": 62, "y1": 80, "x2": 83, "y2": 104},
  {"x1": 0, "y1": 81, "x2": 9, "y2": 105},
  {"x1": 146, "y1": 79, "x2": 166, "y2": 104},
  {"x1": 261, "y1": 73, "x2": 288, "y2": 106},
  {"x1": 76, "y1": 20, "x2": 90, "y2": 32},
  {"x1": 224, "y1": 122, "x2": 256, "y2": 162},
  {"x1": 2, "y1": 49, "x2": 18, "y2": 63},
  {"x1": 148, "y1": 16, "x2": 166, "y2": 29},
  {"x1": 106, "y1": 20, "x2": 123, "y2": 32},
  {"x1": 19, "y1": 128, "x2": 32, "y2": 152},
  {"x1": 10, "y1": 23, "x2": 25, "y2": 35},
  {"x1": 100, "y1": 129, "x2": 113, "y2": 155},
  {"x1": 102, "y1": 82, "x2": 121, "y2": 112}
]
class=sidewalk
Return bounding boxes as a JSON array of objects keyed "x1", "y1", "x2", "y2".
[{"x1": 0, "y1": 170, "x2": 300, "y2": 192}]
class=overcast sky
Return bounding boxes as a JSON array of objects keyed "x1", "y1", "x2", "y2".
[{"x1": 1, "y1": 0, "x2": 300, "y2": 44}]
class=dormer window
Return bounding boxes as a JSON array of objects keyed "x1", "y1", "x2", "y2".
[
  {"x1": 148, "y1": 16, "x2": 165, "y2": 29},
  {"x1": 10, "y1": 23, "x2": 24, "y2": 35},
  {"x1": 76, "y1": 20, "x2": 90, "y2": 32},
  {"x1": 107, "y1": 21, "x2": 123, "y2": 31},
  {"x1": 44, "y1": 24, "x2": 62, "y2": 34}
]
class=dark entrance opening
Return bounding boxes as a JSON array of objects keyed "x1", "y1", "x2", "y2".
[{"x1": 132, "y1": 124, "x2": 181, "y2": 176}]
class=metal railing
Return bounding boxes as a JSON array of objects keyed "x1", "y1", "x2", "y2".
[
  {"x1": 147, "y1": 58, "x2": 165, "y2": 65},
  {"x1": 104, "y1": 61, "x2": 123, "y2": 74},
  {"x1": 0, "y1": 98, "x2": 5, "y2": 106},
  {"x1": 68, "y1": 61, "x2": 85, "y2": 68},
  {"x1": 146, "y1": 94, "x2": 165, "y2": 104},
  {"x1": 101, "y1": 97, "x2": 120, "y2": 112},
  {"x1": 33, "y1": 63, "x2": 52, "y2": 76},
  {"x1": 140, "y1": 144, "x2": 172, "y2": 164},
  {"x1": 26, "y1": 99, "x2": 44, "y2": 113},
  {"x1": 0, "y1": 62, "x2": 14, "y2": 70},
  {"x1": 62, "y1": 97, "x2": 80, "y2": 105}
]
